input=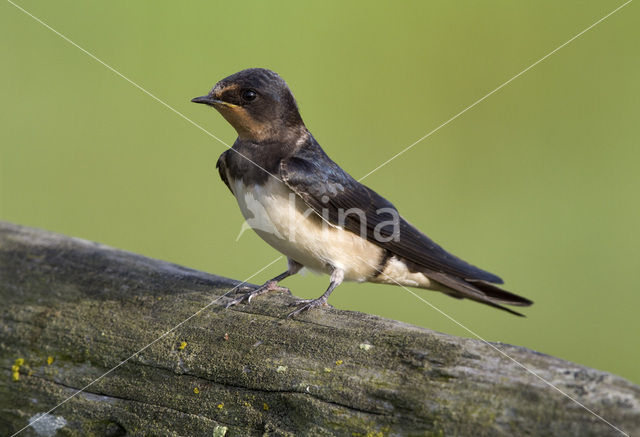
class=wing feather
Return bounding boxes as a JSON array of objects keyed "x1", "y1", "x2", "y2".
[
  {"x1": 280, "y1": 143, "x2": 503, "y2": 284},
  {"x1": 216, "y1": 151, "x2": 234, "y2": 195}
]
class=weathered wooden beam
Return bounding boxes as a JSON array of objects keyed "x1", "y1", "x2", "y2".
[{"x1": 0, "y1": 221, "x2": 638, "y2": 436}]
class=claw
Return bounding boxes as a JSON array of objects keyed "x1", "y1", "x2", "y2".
[
  {"x1": 235, "y1": 285, "x2": 255, "y2": 294},
  {"x1": 286, "y1": 297, "x2": 332, "y2": 318},
  {"x1": 225, "y1": 281, "x2": 291, "y2": 308},
  {"x1": 225, "y1": 299, "x2": 240, "y2": 309}
]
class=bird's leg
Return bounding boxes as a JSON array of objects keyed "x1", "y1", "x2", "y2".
[
  {"x1": 226, "y1": 259, "x2": 302, "y2": 308},
  {"x1": 287, "y1": 268, "x2": 344, "y2": 318}
]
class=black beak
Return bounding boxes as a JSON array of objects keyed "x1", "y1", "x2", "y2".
[{"x1": 191, "y1": 95, "x2": 218, "y2": 105}]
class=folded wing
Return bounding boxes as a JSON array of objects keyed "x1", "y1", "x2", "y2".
[{"x1": 280, "y1": 143, "x2": 503, "y2": 284}]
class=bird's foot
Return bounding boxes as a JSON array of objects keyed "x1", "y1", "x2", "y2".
[
  {"x1": 226, "y1": 281, "x2": 290, "y2": 308},
  {"x1": 286, "y1": 297, "x2": 333, "y2": 318}
]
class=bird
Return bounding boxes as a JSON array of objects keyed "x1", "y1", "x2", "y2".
[{"x1": 192, "y1": 68, "x2": 533, "y2": 317}]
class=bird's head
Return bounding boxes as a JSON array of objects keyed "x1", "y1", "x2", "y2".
[{"x1": 192, "y1": 68, "x2": 306, "y2": 143}]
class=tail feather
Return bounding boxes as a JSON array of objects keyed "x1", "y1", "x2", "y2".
[
  {"x1": 470, "y1": 298, "x2": 528, "y2": 317},
  {"x1": 427, "y1": 271, "x2": 533, "y2": 317},
  {"x1": 466, "y1": 280, "x2": 533, "y2": 306}
]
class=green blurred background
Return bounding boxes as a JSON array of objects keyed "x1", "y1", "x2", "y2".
[{"x1": 2, "y1": 1, "x2": 638, "y2": 384}]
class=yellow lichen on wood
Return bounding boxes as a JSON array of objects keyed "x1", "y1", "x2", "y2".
[{"x1": 11, "y1": 359, "x2": 24, "y2": 381}]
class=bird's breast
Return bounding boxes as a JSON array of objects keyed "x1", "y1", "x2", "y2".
[{"x1": 229, "y1": 176, "x2": 383, "y2": 281}]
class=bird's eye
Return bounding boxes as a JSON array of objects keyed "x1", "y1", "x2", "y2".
[{"x1": 241, "y1": 89, "x2": 257, "y2": 102}]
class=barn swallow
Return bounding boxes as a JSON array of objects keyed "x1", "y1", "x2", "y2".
[{"x1": 192, "y1": 68, "x2": 533, "y2": 317}]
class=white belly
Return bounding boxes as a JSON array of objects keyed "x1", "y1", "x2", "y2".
[{"x1": 230, "y1": 177, "x2": 383, "y2": 281}]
